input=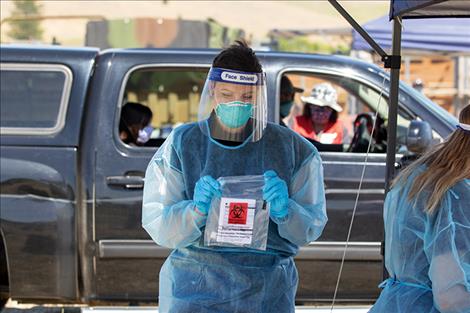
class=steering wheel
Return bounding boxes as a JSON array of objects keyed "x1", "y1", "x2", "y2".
[{"x1": 347, "y1": 113, "x2": 387, "y2": 153}]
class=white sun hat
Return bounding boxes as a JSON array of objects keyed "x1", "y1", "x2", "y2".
[{"x1": 301, "y1": 83, "x2": 343, "y2": 112}]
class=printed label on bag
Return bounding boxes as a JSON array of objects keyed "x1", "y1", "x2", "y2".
[{"x1": 216, "y1": 197, "x2": 256, "y2": 245}]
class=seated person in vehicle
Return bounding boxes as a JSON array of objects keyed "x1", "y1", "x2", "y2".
[
  {"x1": 119, "y1": 102, "x2": 153, "y2": 146},
  {"x1": 292, "y1": 83, "x2": 345, "y2": 146}
]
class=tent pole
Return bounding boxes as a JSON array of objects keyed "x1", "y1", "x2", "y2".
[
  {"x1": 385, "y1": 17, "x2": 401, "y2": 193},
  {"x1": 382, "y1": 16, "x2": 402, "y2": 281}
]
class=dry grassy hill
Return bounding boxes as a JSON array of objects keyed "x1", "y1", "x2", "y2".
[{"x1": 1, "y1": 0, "x2": 388, "y2": 47}]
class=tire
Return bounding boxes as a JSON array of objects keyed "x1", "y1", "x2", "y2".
[{"x1": 0, "y1": 235, "x2": 9, "y2": 310}]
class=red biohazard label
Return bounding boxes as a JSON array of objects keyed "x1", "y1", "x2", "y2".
[{"x1": 228, "y1": 202, "x2": 248, "y2": 224}]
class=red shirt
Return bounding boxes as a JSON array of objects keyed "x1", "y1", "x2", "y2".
[{"x1": 292, "y1": 115, "x2": 344, "y2": 144}]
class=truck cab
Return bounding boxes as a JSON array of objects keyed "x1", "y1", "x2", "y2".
[{"x1": 0, "y1": 45, "x2": 457, "y2": 305}]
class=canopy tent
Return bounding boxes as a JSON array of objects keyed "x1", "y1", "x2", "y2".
[
  {"x1": 352, "y1": 15, "x2": 470, "y2": 53},
  {"x1": 390, "y1": 0, "x2": 470, "y2": 19}
]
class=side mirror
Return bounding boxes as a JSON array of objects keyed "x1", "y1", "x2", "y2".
[{"x1": 406, "y1": 120, "x2": 433, "y2": 154}]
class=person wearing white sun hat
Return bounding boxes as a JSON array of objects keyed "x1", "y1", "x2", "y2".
[{"x1": 292, "y1": 82, "x2": 345, "y2": 144}]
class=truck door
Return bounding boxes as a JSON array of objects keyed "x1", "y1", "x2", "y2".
[
  {"x1": 0, "y1": 46, "x2": 98, "y2": 301},
  {"x1": 84, "y1": 50, "x2": 213, "y2": 301},
  {"x1": 275, "y1": 69, "x2": 426, "y2": 302}
]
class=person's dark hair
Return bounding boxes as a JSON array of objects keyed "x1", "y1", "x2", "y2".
[
  {"x1": 212, "y1": 40, "x2": 262, "y2": 73},
  {"x1": 119, "y1": 102, "x2": 153, "y2": 143},
  {"x1": 302, "y1": 104, "x2": 338, "y2": 123},
  {"x1": 120, "y1": 102, "x2": 152, "y2": 129}
]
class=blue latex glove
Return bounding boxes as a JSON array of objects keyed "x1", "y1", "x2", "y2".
[
  {"x1": 193, "y1": 175, "x2": 222, "y2": 215},
  {"x1": 263, "y1": 170, "x2": 289, "y2": 219}
]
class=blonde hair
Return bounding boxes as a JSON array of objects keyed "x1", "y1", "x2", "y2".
[{"x1": 393, "y1": 104, "x2": 470, "y2": 213}]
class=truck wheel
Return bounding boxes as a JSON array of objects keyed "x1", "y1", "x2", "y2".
[
  {"x1": 0, "y1": 288, "x2": 8, "y2": 309},
  {"x1": 0, "y1": 235, "x2": 9, "y2": 309}
]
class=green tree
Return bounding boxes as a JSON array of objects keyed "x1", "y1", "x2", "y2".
[{"x1": 7, "y1": 0, "x2": 43, "y2": 41}]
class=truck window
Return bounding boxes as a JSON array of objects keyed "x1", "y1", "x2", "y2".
[
  {"x1": 120, "y1": 67, "x2": 208, "y2": 147},
  {"x1": 279, "y1": 72, "x2": 419, "y2": 154},
  {"x1": 0, "y1": 64, "x2": 72, "y2": 135}
]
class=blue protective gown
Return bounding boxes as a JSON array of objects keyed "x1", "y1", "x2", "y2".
[
  {"x1": 142, "y1": 122, "x2": 327, "y2": 313},
  {"x1": 369, "y1": 173, "x2": 470, "y2": 313}
]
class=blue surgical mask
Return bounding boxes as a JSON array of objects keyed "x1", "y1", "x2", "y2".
[
  {"x1": 215, "y1": 101, "x2": 253, "y2": 128},
  {"x1": 137, "y1": 125, "x2": 153, "y2": 144},
  {"x1": 280, "y1": 100, "x2": 293, "y2": 118}
]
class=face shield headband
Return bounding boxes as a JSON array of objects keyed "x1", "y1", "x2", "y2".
[
  {"x1": 456, "y1": 122, "x2": 470, "y2": 134},
  {"x1": 208, "y1": 67, "x2": 265, "y2": 86}
]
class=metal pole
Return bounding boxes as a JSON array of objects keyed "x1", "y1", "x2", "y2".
[
  {"x1": 383, "y1": 16, "x2": 402, "y2": 281},
  {"x1": 385, "y1": 17, "x2": 402, "y2": 193}
]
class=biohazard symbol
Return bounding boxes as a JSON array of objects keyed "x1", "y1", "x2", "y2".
[
  {"x1": 231, "y1": 204, "x2": 244, "y2": 218},
  {"x1": 228, "y1": 202, "x2": 248, "y2": 224}
]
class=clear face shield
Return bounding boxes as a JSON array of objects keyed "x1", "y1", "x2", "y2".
[{"x1": 198, "y1": 67, "x2": 268, "y2": 143}]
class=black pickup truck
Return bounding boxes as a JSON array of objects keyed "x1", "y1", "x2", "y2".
[{"x1": 0, "y1": 45, "x2": 457, "y2": 306}]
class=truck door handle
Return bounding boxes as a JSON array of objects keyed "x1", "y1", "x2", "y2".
[{"x1": 106, "y1": 175, "x2": 144, "y2": 189}]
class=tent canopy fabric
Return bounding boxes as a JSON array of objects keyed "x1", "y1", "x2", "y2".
[
  {"x1": 352, "y1": 15, "x2": 470, "y2": 52},
  {"x1": 390, "y1": 0, "x2": 470, "y2": 19}
]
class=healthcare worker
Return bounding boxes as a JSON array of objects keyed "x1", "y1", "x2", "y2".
[
  {"x1": 369, "y1": 104, "x2": 470, "y2": 313},
  {"x1": 142, "y1": 40, "x2": 327, "y2": 313}
]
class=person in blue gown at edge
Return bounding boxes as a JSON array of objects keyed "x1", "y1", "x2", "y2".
[
  {"x1": 141, "y1": 40, "x2": 328, "y2": 313},
  {"x1": 369, "y1": 104, "x2": 470, "y2": 313}
]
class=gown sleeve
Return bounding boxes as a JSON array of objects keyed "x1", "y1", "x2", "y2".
[
  {"x1": 141, "y1": 131, "x2": 206, "y2": 249},
  {"x1": 425, "y1": 185, "x2": 470, "y2": 313},
  {"x1": 272, "y1": 152, "x2": 328, "y2": 246}
]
